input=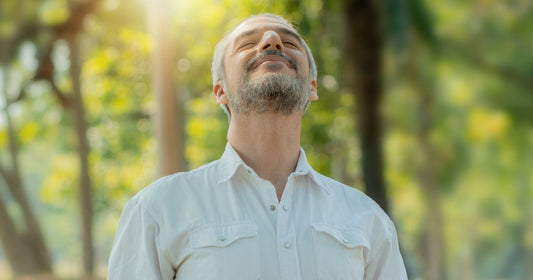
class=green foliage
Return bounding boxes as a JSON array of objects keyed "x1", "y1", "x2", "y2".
[
  {"x1": 39, "y1": 0, "x2": 70, "y2": 25},
  {"x1": 0, "y1": 0, "x2": 532, "y2": 279},
  {"x1": 405, "y1": 0, "x2": 438, "y2": 47}
]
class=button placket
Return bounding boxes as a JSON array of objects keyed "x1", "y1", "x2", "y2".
[
  {"x1": 276, "y1": 207, "x2": 301, "y2": 279},
  {"x1": 272, "y1": 176, "x2": 301, "y2": 278},
  {"x1": 276, "y1": 198, "x2": 301, "y2": 278}
]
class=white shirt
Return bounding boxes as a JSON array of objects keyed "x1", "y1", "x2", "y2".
[{"x1": 108, "y1": 143, "x2": 407, "y2": 280}]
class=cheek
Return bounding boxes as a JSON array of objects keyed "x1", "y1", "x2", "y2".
[
  {"x1": 224, "y1": 65, "x2": 243, "y2": 87},
  {"x1": 227, "y1": 54, "x2": 251, "y2": 76},
  {"x1": 289, "y1": 51, "x2": 309, "y2": 73}
]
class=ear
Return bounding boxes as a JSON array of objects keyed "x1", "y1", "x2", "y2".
[
  {"x1": 213, "y1": 82, "x2": 229, "y2": 105},
  {"x1": 308, "y1": 79, "x2": 318, "y2": 101}
]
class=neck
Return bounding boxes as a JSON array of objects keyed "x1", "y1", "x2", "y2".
[{"x1": 227, "y1": 112, "x2": 303, "y2": 201}]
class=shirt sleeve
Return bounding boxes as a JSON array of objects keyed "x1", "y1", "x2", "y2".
[
  {"x1": 107, "y1": 198, "x2": 175, "y2": 279},
  {"x1": 364, "y1": 219, "x2": 408, "y2": 280}
]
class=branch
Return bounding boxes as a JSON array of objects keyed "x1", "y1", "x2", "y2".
[
  {"x1": 0, "y1": 22, "x2": 43, "y2": 64},
  {"x1": 10, "y1": 44, "x2": 72, "y2": 108},
  {"x1": 54, "y1": 0, "x2": 101, "y2": 39},
  {"x1": 11, "y1": 80, "x2": 30, "y2": 104},
  {"x1": 468, "y1": 56, "x2": 533, "y2": 90},
  {"x1": 49, "y1": 80, "x2": 72, "y2": 109},
  {"x1": 0, "y1": 159, "x2": 12, "y2": 184},
  {"x1": 124, "y1": 110, "x2": 151, "y2": 120},
  {"x1": 0, "y1": 162, "x2": 19, "y2": 205},
  {"x1": 444, "y1": 44, "x2": 533, "y2": 91},
  {"x1": 10, "y1": 0, "x2": 101, "y2": 106}
]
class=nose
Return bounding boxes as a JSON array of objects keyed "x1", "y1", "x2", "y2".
[{"x1": 259, "y1": 31, "x2": 284, "y2": 52}]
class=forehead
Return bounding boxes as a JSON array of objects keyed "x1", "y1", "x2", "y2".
[{"x1": 228, "y1": 16, "x2": 299, "y2": 43}]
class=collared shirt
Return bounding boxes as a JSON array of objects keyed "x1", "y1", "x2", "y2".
[{"x1": 108, "y1": 143, "x2": 407, "y2": 280}]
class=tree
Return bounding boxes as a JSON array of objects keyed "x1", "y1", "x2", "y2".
[
  {"x1": 147, "y1": 0, "x2": 186, "y2": 177},
  {"x1": 68, "y1": 35, "x2": 95, "y2": 279},
  {"x1": 0, "y1": 68, "x2": 53, "y2": 277},
  {"x1": 341, "y1": 0, "x2": 389, "y2": 212},
  {"x1": 0, "y1": 0, "x2": 54, "y2": 277},
  {"x1": 407, "y1": 37, "x2": 447, "y2": 280},
  {"x1": 0, "y1": 0, "x2": 99, "y2": 277},
  {"x1": 28, "y1": 1, "x2": 100, "y2": 276}
]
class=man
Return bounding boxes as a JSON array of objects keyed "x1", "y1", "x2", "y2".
[{"x1": 108, "y1": 13, "x2": 407, "y2": 279}]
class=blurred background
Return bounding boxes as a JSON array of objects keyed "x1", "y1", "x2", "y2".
[{"x1": 0, "y1": 0, "x2": 532, "y2": 279}]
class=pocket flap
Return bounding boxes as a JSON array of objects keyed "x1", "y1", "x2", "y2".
[
  {"x1": 312, "y1": 224, "x2": 370, "y2": 249},
  {"x1": 190, "y1": 222, "x2": 258, "y2": 249}
]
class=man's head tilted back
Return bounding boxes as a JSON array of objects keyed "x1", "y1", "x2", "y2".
[{"x1": 211, "y1": 14, "x2": 318, "y2": 117}]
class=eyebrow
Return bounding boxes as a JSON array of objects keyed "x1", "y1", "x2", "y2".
[{"x1": 233, "y1": 27, "x2": 303, "y2": 48}]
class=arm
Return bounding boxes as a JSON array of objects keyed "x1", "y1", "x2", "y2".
[
  {"x1": 364, "y1": 219, "x2": 408, "y2": 280},
  {"x1": 107, "y1": 199, "x2": 175, "y2": 279}
]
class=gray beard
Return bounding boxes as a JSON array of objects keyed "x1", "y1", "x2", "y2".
[{"x1": 227, "y1": 73, "x2": 310, "y2": 115}]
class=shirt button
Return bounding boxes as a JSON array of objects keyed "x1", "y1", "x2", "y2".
[
  {"x1": 284, "y1": 242, "x2": 291, "y2": 249},
  {"x1": 342, "y1": 239, "x2": 349, "y2": 244},
  {"x1": 219, "y1": 236, "x2": 226, "y2": 242},
  {"x1": 270, "y1": 205, "x2": 276, "y2": 211},
  {"x1": 282, "y1": 205, "x2": 288, "y2": 211}
]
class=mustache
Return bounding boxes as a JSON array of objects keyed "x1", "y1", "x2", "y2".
[{"x1": 244, "y1": 50, "x2": 299, "y2": 73}]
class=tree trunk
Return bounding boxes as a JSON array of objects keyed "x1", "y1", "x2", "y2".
[
  {"x1": 407, "y1": 36, "x2": 446, "y2": 280},
  {"x1": 0, "y1": 191, "x2": 41, "y2": 276},
  {"x1": 147, "y1": 0, "x2": 185, "y2": 177},
  {"x1": 67, "y1": 36, "x2": 94, "y2": 279},
  {"x1": 342, "y1": 0, "x2": 389, "y2": 212},
  {"x1": 519, "y1": 155, "x2": 533, "y2": 280},
  {"x1": 0, "y1": 65, "x2": 53, "y2": 278},
  {"x1": 418, "y1": 88, "x2": 446, "y2": 280}
]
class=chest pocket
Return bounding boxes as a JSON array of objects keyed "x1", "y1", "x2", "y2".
[
  {"x1": 311, "y1": 224, "x2": 370, "y2": 280},
  {"x1": 185, "y1": 222, "x2": 260, "y2": 280}
]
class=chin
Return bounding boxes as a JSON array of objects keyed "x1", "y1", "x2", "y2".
[{"x1": 253, "y1": 71, "x2": 293, "y2": 82}]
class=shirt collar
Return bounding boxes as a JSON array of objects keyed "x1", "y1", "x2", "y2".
[
  {"x1": 217, "y1": 143, "x2": 245, "y2": 184},
  {"x1": 217, "y1": 143, "x2": 330, "y2": 194}
]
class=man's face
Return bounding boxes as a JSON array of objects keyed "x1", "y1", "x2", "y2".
[{"x1": 215, "y1": 16, "x2": 317, "y2": 115}]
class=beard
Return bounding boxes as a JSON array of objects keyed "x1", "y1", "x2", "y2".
[{"x1": 227, "y1": 72, "x2": 311, "y2": 115}]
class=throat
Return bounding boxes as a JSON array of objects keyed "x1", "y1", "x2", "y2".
[
  {"x1": 227, "y1": 113, "x2": 303, "y2": 201},
  {"x1": 273, "y1": 179, "x2": 288, "y2": 202}
]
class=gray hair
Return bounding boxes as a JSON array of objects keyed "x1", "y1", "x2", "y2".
[{"x1": 211, "y1": 14, "x2": 317, "y2": 117}]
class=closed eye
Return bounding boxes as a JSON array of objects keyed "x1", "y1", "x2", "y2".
[
  {"x1": 239, "y1": 42, "x2": 255, "y2": 50},
  {"x1": 283, "y1": 41, "x2": 298, "y2": 48}
]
